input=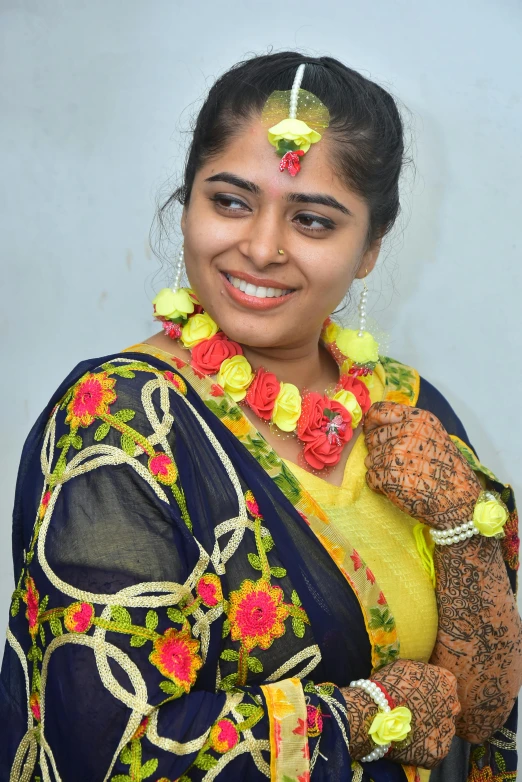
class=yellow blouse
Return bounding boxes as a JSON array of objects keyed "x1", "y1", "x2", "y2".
[
  {"x1": 283, "y1": 369, "x2": 438, "y2": 664},
  {"x1": 284, "y1": 371, "x2": 437, "y2": 782}
]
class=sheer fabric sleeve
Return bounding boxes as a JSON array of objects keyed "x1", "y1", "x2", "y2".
[{"x1": 1, "y1": 358, "x2": 357, "y2": 782}]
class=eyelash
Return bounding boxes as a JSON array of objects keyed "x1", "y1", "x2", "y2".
[{"x1": 209, "y1": 195, "x2": 335, "y2": 233}]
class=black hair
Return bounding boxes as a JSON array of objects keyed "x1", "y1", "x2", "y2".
[{"x1": 157, "y1": 51, "x2": 410, "y2": 248}]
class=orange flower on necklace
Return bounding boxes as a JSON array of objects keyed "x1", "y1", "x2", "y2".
[
  {"x1": 228, "y1": 578, "x2": 288, "y2": 652},
  {"x1": 23, "y1": 576, "x2": 40, "y2": 638},
  {"x1": 65, "y1": 372, "x2": 117, "y2": 429},
  {"x1": 149, "y1": 627, "x2": 202, "y2": 693}
]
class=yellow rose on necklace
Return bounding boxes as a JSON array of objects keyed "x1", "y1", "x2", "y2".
[
  {"x1": 272, "y1": 383, "x2": 302, "y2": 432},
  {"x1": 153, "y1": 288, "x2": 195, "y2": 320},
  {"x1": 473, "y1": 492, "x2": 509, "y2": 537},
  {"x1": 368, "y1": 706, "x2": 412, "y2": 746},
  {"x1": 337, "y1": 328, "x2": 379, "y2": 364},
  {"x1": 181, "y1": 313, "x2": 218, "y2": 349},
  {"x1": 332, "y1": 390, "x2": 363, "y2": 428},
  {"x1": 217, "y1": 356, "x2": 254, "y2": 402},
  {"x1": 267, "y1": 118, "x2": 322, "y2": 154}
]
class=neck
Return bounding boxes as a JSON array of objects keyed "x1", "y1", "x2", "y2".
[{"x1": 240, "y1": 337, "x2": 340, "y2": 394}]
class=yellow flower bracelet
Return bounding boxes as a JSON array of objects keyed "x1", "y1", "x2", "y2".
[
  {"x1": 430, "y1": 490, "x2": 509, "y2": 546},
  {"x1": 349, "y1": 678, "x2": 412, "y2": 762}
]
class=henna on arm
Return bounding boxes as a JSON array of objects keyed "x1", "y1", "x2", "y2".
[
  {"x1": 364, "y1": 403, "x2": 522, "y2": 744},
  {"x1": 430, "y1": 534, "x2": 522, "y2": 743}
]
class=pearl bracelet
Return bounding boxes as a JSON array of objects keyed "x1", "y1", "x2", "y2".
[
  {"x1": 430, "y1": 490, "x2": 509, "y2": 546},
  {"x1": 429, "y1": 519, "x2": 479, "y2": 546},
  {"x1": 349, "y1": 679, "x2": 392, "y2": 761}
]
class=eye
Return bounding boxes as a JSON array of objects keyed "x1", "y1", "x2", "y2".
[
  {"x1": 294, "y1": 213, "x2": 335, "y2": 233},
  {"x1": 210, "y1": 194, "x2": 250, "y2": 212}
]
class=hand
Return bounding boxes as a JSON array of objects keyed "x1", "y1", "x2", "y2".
[
  {"x1": 363, "y1": 402, "x2": 482, "y2": 530},
  {"x1": 341, "y1": 659, "x2": 460, "y2": 769}
]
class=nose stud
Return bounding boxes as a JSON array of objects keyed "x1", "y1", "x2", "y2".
[{"x1": 278, "y1": 249, "x2": 285, "y2": 255}]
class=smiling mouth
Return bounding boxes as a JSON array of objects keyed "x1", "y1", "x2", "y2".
[{"x1": 223, "y1": 273, "x2": 294, "y2": 300}]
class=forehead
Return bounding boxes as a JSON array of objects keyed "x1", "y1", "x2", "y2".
[{"x1": 199, "y1": 117, "x2": 362, "y2": 206}]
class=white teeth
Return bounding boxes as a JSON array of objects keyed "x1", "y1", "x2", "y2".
[{"x1": 225, "y1": 274, "x2": 292, "y2": 299}]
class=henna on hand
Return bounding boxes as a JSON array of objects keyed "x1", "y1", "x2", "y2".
[
  {"x1": 341, "y1": 659, "x2": 460, "y2": 769},
  {"x1": 363, "y1": 402, "x2": 481, "y2": 529},
  {"x1": 340, "y1": 685, "x2": 378, "y2": 760}
]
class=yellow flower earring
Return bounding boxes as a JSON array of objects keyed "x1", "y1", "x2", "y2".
[
  {"x1": 152, "y1": 243, "x2": 200, "y2": 339},
  {"x1": 263, "y1": 63, "x2": 330, "y2": 176}
]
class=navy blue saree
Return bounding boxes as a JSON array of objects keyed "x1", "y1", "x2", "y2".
[{"x1": 0, "y1": 350, "x2": 518, "y2": 781}]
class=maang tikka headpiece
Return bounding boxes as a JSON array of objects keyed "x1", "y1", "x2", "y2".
[{"x1": 262, "y1": 63, "x2": 330, "y2": 176}]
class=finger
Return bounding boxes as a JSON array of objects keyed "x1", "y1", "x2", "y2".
[
  {"x1": 363, "y1": 401, "x2": 410, "y2": 435},
  {"x1": 365, "y1": 468, "x2": 385, "y2": 495}
]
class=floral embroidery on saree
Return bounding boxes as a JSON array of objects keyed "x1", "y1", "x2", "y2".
[
  {"x1": 125, "y1": 344, "x2": 414, "y2": 673},
  {"x1": 8, "y1": 356, "x2": 336, "y2": 780}
]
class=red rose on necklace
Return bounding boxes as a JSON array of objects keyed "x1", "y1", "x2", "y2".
[
  {"x1": 338, "y1": 374, "x2": 372, "y2": 414},
  {"x1": 297, "y1": 393, "x2": 353, "y2": 470},
  {"x1": 191, "y1": 332, "x2": 243, "y2": 375},
  {"x1": 245, "y1": 368, "x2": 281, "y2": 420}
]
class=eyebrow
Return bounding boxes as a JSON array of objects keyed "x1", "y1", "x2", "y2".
[{"x1": 204, "y1": 172, "x2": 353, "y2": 217}]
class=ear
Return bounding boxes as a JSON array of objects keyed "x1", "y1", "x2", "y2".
[
  {"x1": 180, "y1": 206, "x2": 187, "y2": 235},
  {"x1": 354, "y1": 236, "x2": 382, "y2": 279}
]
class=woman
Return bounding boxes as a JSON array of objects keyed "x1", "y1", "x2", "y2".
[{"x1": 1, "y1": 52, "x2": 520, "y2": 782}]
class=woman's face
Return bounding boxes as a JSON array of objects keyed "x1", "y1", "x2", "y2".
[{"x1": 181, "y1": 117, "x2": 381, "y2": 351}]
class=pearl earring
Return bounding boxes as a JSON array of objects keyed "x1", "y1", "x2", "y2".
[
  {"x1": 172, "y1": 244, "x2": 184, "y2": 292},
  {"x1": 357, "y1": 274, "x2": 369, "y2": 338}
]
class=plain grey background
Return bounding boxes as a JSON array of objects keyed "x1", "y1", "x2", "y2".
[{"x1": 1, "y1": 0, "x2": 521, "y2": 754}]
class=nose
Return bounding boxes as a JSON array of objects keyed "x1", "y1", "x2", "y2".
[{"x1": 238, "y1": 208, "x2": 287, "y2": 270}]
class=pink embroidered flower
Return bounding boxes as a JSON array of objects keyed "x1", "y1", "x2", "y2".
[
  {"x1": 149, "y1": 628, "x2": 202, "y2": 693},
  {"x1": 298, "y1": 773, "x2": 311, "y2": 782},
  {"x1": 228, "y1": 578, "x2": 288, "y2": 652},
  {"x1": 164, "y1": 371, "x2": 187, "y2": 395},
  {"x1": 366, "y1": 567, "x2": 376, "y2": 585},
  {"x1": 196, "y1": 574, "x2": 222, "y2": 607},
  {"x1": 64, "y1": 602, "x2": 94, "y2": 633},
  {"x1": 23, "y1": 577, "x2": 40, "y2": 638},
  {"x1": 29, "y1": 692, "x2": 41, "y2": 722},
  {"x1": 245, "y1": 491, "x2": 261, "y2": 518},
  {"x1": 209, "y1": 718, "x2": 239, "y2": 753},
  {"x1": 306, "y1": 704, "x2": 323, "y2": 737},
  {"x1": 350, "y1": 550, "x2": 363, "y2": 571},
  {"x1": 65, "y1": 372, "x2": 117, "y2": 429},
  {"x1": 131, "y1": 716, "x2": 149, "y2": 740},
  {"x1": 211, "y1": 383, "x2": 224, "y2": 397},
  {"x1": 39, "y1": 490, "x2": 51, "y2": 519},
  {"x1": 148, "y1": 453, "x2": 178, "y2": 486},
  {"x1": 377, "y1": 591, "x2": 387, "y2": 605}
]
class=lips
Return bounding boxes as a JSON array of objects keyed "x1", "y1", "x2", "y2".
[{"x1": 220, "y1": 272, "x2": 296, "y2": 311}]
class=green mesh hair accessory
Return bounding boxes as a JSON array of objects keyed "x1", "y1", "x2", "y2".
[{"x1": 261, "y1": 63, "x2": 330, "y2": 176}]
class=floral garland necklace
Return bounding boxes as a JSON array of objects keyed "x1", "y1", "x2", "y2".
[{"x1": 152, "y1": 287, "x2": 380, "y2": 472}]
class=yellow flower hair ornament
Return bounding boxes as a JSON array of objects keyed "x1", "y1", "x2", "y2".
[{"x1": 263, "y1": 63, "x2": 330, "y2": 176}]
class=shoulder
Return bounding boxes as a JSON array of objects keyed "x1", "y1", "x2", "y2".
[{"x1": 379, "y1": 354, "x2": 473, "y2": 450}]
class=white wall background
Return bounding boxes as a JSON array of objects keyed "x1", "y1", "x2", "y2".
[{"x1": 1, "y1": 0, "x2": 521, "y2": 751}]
